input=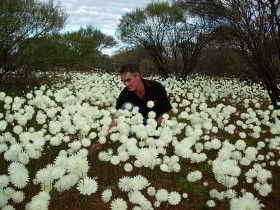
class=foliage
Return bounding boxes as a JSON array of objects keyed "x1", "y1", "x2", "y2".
[
  {"x1": 20, "y1": 26, "x2": 117, "y2": 73},
  {"x1": 177, "y1": 0, "x2": 280, "y2": 109},
  {"x1": 0, "y1": 0, "x2": 68, "y2": 82},
  {"x1": 195, "y1": 40, "x2": 258, "y2": 81},
  {"x1": 116, "y1": 1, "x2": 212, "y2": 79}
]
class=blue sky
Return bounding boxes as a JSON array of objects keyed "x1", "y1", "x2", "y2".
[{"x1": 48, "y1": 0, "x2": 165, "y2": 55}]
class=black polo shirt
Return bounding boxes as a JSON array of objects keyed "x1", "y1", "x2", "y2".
[{"x1": 116, "y1": 78, "x2": 172, "y2": 119}]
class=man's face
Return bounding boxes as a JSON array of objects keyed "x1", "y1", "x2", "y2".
[{"x1": 121, "y1": 72, "x2": 141, "y2": 91}]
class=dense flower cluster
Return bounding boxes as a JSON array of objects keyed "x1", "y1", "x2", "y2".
[{"x1": 0, "y1": 71, "x2": 279, "y2": 209}]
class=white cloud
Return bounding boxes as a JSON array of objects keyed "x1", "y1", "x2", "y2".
[
  {"x1": 41, "y1": 0, "x2": 165, "y2": 55},
  {"x1": 55, "y1": 0, "x2": 160, "y2": 34}
]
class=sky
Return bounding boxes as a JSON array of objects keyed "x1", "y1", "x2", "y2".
[{"x1": 50, "y1": 0, "x2": 164, "y2": 55}]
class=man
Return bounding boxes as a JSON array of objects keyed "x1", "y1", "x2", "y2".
[
  {"x1": 90, "y1": 63, "x2": 172, "y2": 154},
  {"x1": 116, "y1": 63, "x2": 172, "y2": 125}
]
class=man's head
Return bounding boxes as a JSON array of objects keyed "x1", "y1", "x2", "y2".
[{"x1": 119, "y1": 63, "x2": 142, "y2": 91}]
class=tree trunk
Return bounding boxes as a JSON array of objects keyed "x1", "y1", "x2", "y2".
[{"x1": 257, "y1": 67, "x2": 280, "y2": 110}]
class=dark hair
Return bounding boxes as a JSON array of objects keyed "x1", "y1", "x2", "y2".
[{"x1": 119, "y1": 63, "x2": 140, "y2": 74}]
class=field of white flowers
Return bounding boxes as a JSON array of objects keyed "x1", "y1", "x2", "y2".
[{"x1": 0, "y1": 71, "x2": 279, "y2": 210}]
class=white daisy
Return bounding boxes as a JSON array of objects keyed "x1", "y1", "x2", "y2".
[
  {"x1": 110, "y1": 198, "x2": 127, "y2": 210},
  {"x1": 147, "y1": 101, "x2": 155, "y2": 108},
  {"x1": 230, "y1": 192, "x2": 264, "y2": 210},
  {"x1": 147, "y1": 186, "x2": 156, "y2": 196},
  {"x1": 77, "y1": 177, "x2": 98, "y2": 195},
  {"x1": 156, "y1": 189, "x2": 169, "y2": 202},
  {"x1": 8, "y1": 162, "x2": 29, "y2": 189},
  {"x1": 101, "y1": 188, "x2": 112, "y2": 203},
  {"x1": 11, "y1": 191, "x2": 25, "y2": 203},
  {"x1": 0, "y1": 175, "x2": 10, "y2": 188},
  {"x1": 124, "y1": 163, "x2": 133, "y2": 172},
  {"x1": 168, "y1": 191, "x2": 181, "y2": 205},
  {"x1": 206, "y1": 200, "x2": 215, "y2": 207}
]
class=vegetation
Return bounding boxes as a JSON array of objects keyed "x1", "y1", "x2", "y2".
[
  {"x1": 21, "y1": 26, "x2": 117, "y2": 74},
  {"x1": 0, "y1": 0, "x2": 279, "y2": 109},
  {"x1": 116, "y1": 2, "x2": 212, "y2": 79},
  {"x1": 177, "y1": 0, "x2": 280, "y2": 109},
  {"x1": 0, "y1": 72, "x2": 279, "y2": 209},
  {"x1": 0, "y1": 0, "x2": 67, "y2": 82},
  {"x1": 0, "y1": 0, "x2": 116, "y2": 83}
]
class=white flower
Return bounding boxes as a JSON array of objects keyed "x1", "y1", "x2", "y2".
[
  {"x1": 66, "y1": 154, "x2": 89, "y2": 177},
  {"x1": 0, "y1": 92, "x2": 6, "y2": 100},
  {"x1": 18, "y1": 151, "x2": 30, "y2": 164},
  {"x1": 16, "y1": 115, "x2": 28, "y2": 126},
  {"x1": 54, "y1": 155, "x2": 67, "y2": 167},
  {"x1": 160, "y1": 163, "x2": 170, "y2": 172},
  {"x1": 9, "y1": 143, "x2": 22, "y2": 154},
  {"x1": 102, "y1": 188, "x2": 112, "y2": 203},
  {"x1": 240, "y1": 157, "x2": 251, "y2": 166},
  {"x1": 50, "y1": 136, "x2": 62, "y2": 146},
  {"x1": 3, "y1": 187, "x2": 15, "y2": 198},
  {"x1": 110, "y1": 155, "x2": 121, "y2": 165},
  {"x1": 128, "y1": 190, "x2": 146, "y2": 205},
  {"x1": 0, "y1": 120, "x2": 8, "y2": 131},
  {"x1": 26, "y1": 191, "x2": 50, "y2": 210},
  {"x1": 130, "y1": 175, "x2": 150, "y2": 191},
  {"x1": 195, "y1": 143, "x2": 204, "y2": 152},
  {"x1": 118, "y1": 151, "x2": 129, "y2": 162},
  {"x1": 226, "y1": 189, "x2": 237, "y2": 198},
  {"x1": 245, "y1": 168, "x2": 257, "y2": 178},
  {"x1": 211, "y1": 139, "x2": 222, "y2": 149},
  {"x1": 256, "y1": 169, "x2": 272, "y2": 183},
  {"x1": 70, "y1": 141, "x2": 81, "y2": 151},
  {"x1": 244, "y1": 147, "x2": 258, "y2": 161},
  {"x1": 13, "y1": 125, "x2": 23, "y2": 135},
  {"x1": 50, "y1": 166, "x2": 66, "y2": 180},
  {"x1": 168, "y1": 191, "x2": 181, "y2": 205},
  {"x1": 230, "y1": 192, "x2": 264, "y2": 210},
  {"x1": 118, "y1": 176, "x2": 131, "y2": 192},
  {"x1": 77, "y1": 177, "x2": 98, "y2": 195},
  {"x1": 147, "y1": 101, "x2": 155, "y2": 108},
  {"x1": 11, "y1": 191, "x2": 25, "y2": 203},
  {"x1": 124, "y1": 163, "x2": 133, "y2": 172},
  {"x1": 4, "y1": 96, "x2": 13, "y2": 104},
  {"x1": 0, "y1": 144, "x2": 8, "y2": 153},
  {"x1": 48, "y1": 121, "x2": 62, "y2": 134},
  {"x1": 0, "y1": 175, "x2": 10, "y2": 188},
  {"x1": 258, "y1": 183, "x2": 272, "y2": 196},
  {"x1": 0, "y1": 194, "x2": 9, "y2": 208},
  {"x1": 147, "y1": 186, "x2": 156, "y2": 196},
  {"x1": 135, "y1": 147, "x2": 158, "y2": 168},
  {"x1": 187, "y1": 171, "x2": 202, "y2": 182},
  {"x1": 110, "y1": 198, "x2": 127, "y2": 210},
  {"x1": 235, "y1": 139, "x2": 246, "y2": 150},
  {"x1": 8, "y1": 162, "x2": 29, "y2": 189},
  {"x1": 54, "y1": 174, "x2": 79, "y2": 192},
  {"x1": 148, "y1": 111, "x2": 156, "y2": 119},
  {"x1": 156, "y1": 189, "x2": 169, "y2": 202},
  {"x1": 35, "y1": 168, "x2": 51, "y2": 184},
  {"x1": 182, "y1": 193, "x2": 188, "y2": 198},
  {"x1": 206, "y1": 200, "x2": 216, "y2": 207}
]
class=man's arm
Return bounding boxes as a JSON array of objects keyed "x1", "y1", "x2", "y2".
[
  {"x1": 89, "y1": 114, "x2": 116, "y2": 155},
  {"x1": 156, "y1": 109, "x2": 173, "y2": 125}
]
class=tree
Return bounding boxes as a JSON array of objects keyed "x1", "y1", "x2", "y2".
[
  {"x1": 0, "y1": 0, "x2": 68, "y2": 82},
  {"x1": 178, "y1": 0, "x2": 280, "y2": 109},
  {"x1": 116, "y1": 2, "x2": 211, "y2": 78},
  {"x1": 62, "y1": 26, "x2": 117, "y2": 70},
  {"x1": 21, "y1": 26, "x2": 117, "y2": 72}
]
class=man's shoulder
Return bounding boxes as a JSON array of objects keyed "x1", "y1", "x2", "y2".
[
  {"x1": 144, "y1": 79, "x2": 164, "y2": 89},
  {"x1": 118, "y1": 87, "x2": 129, "y2": 98}
]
